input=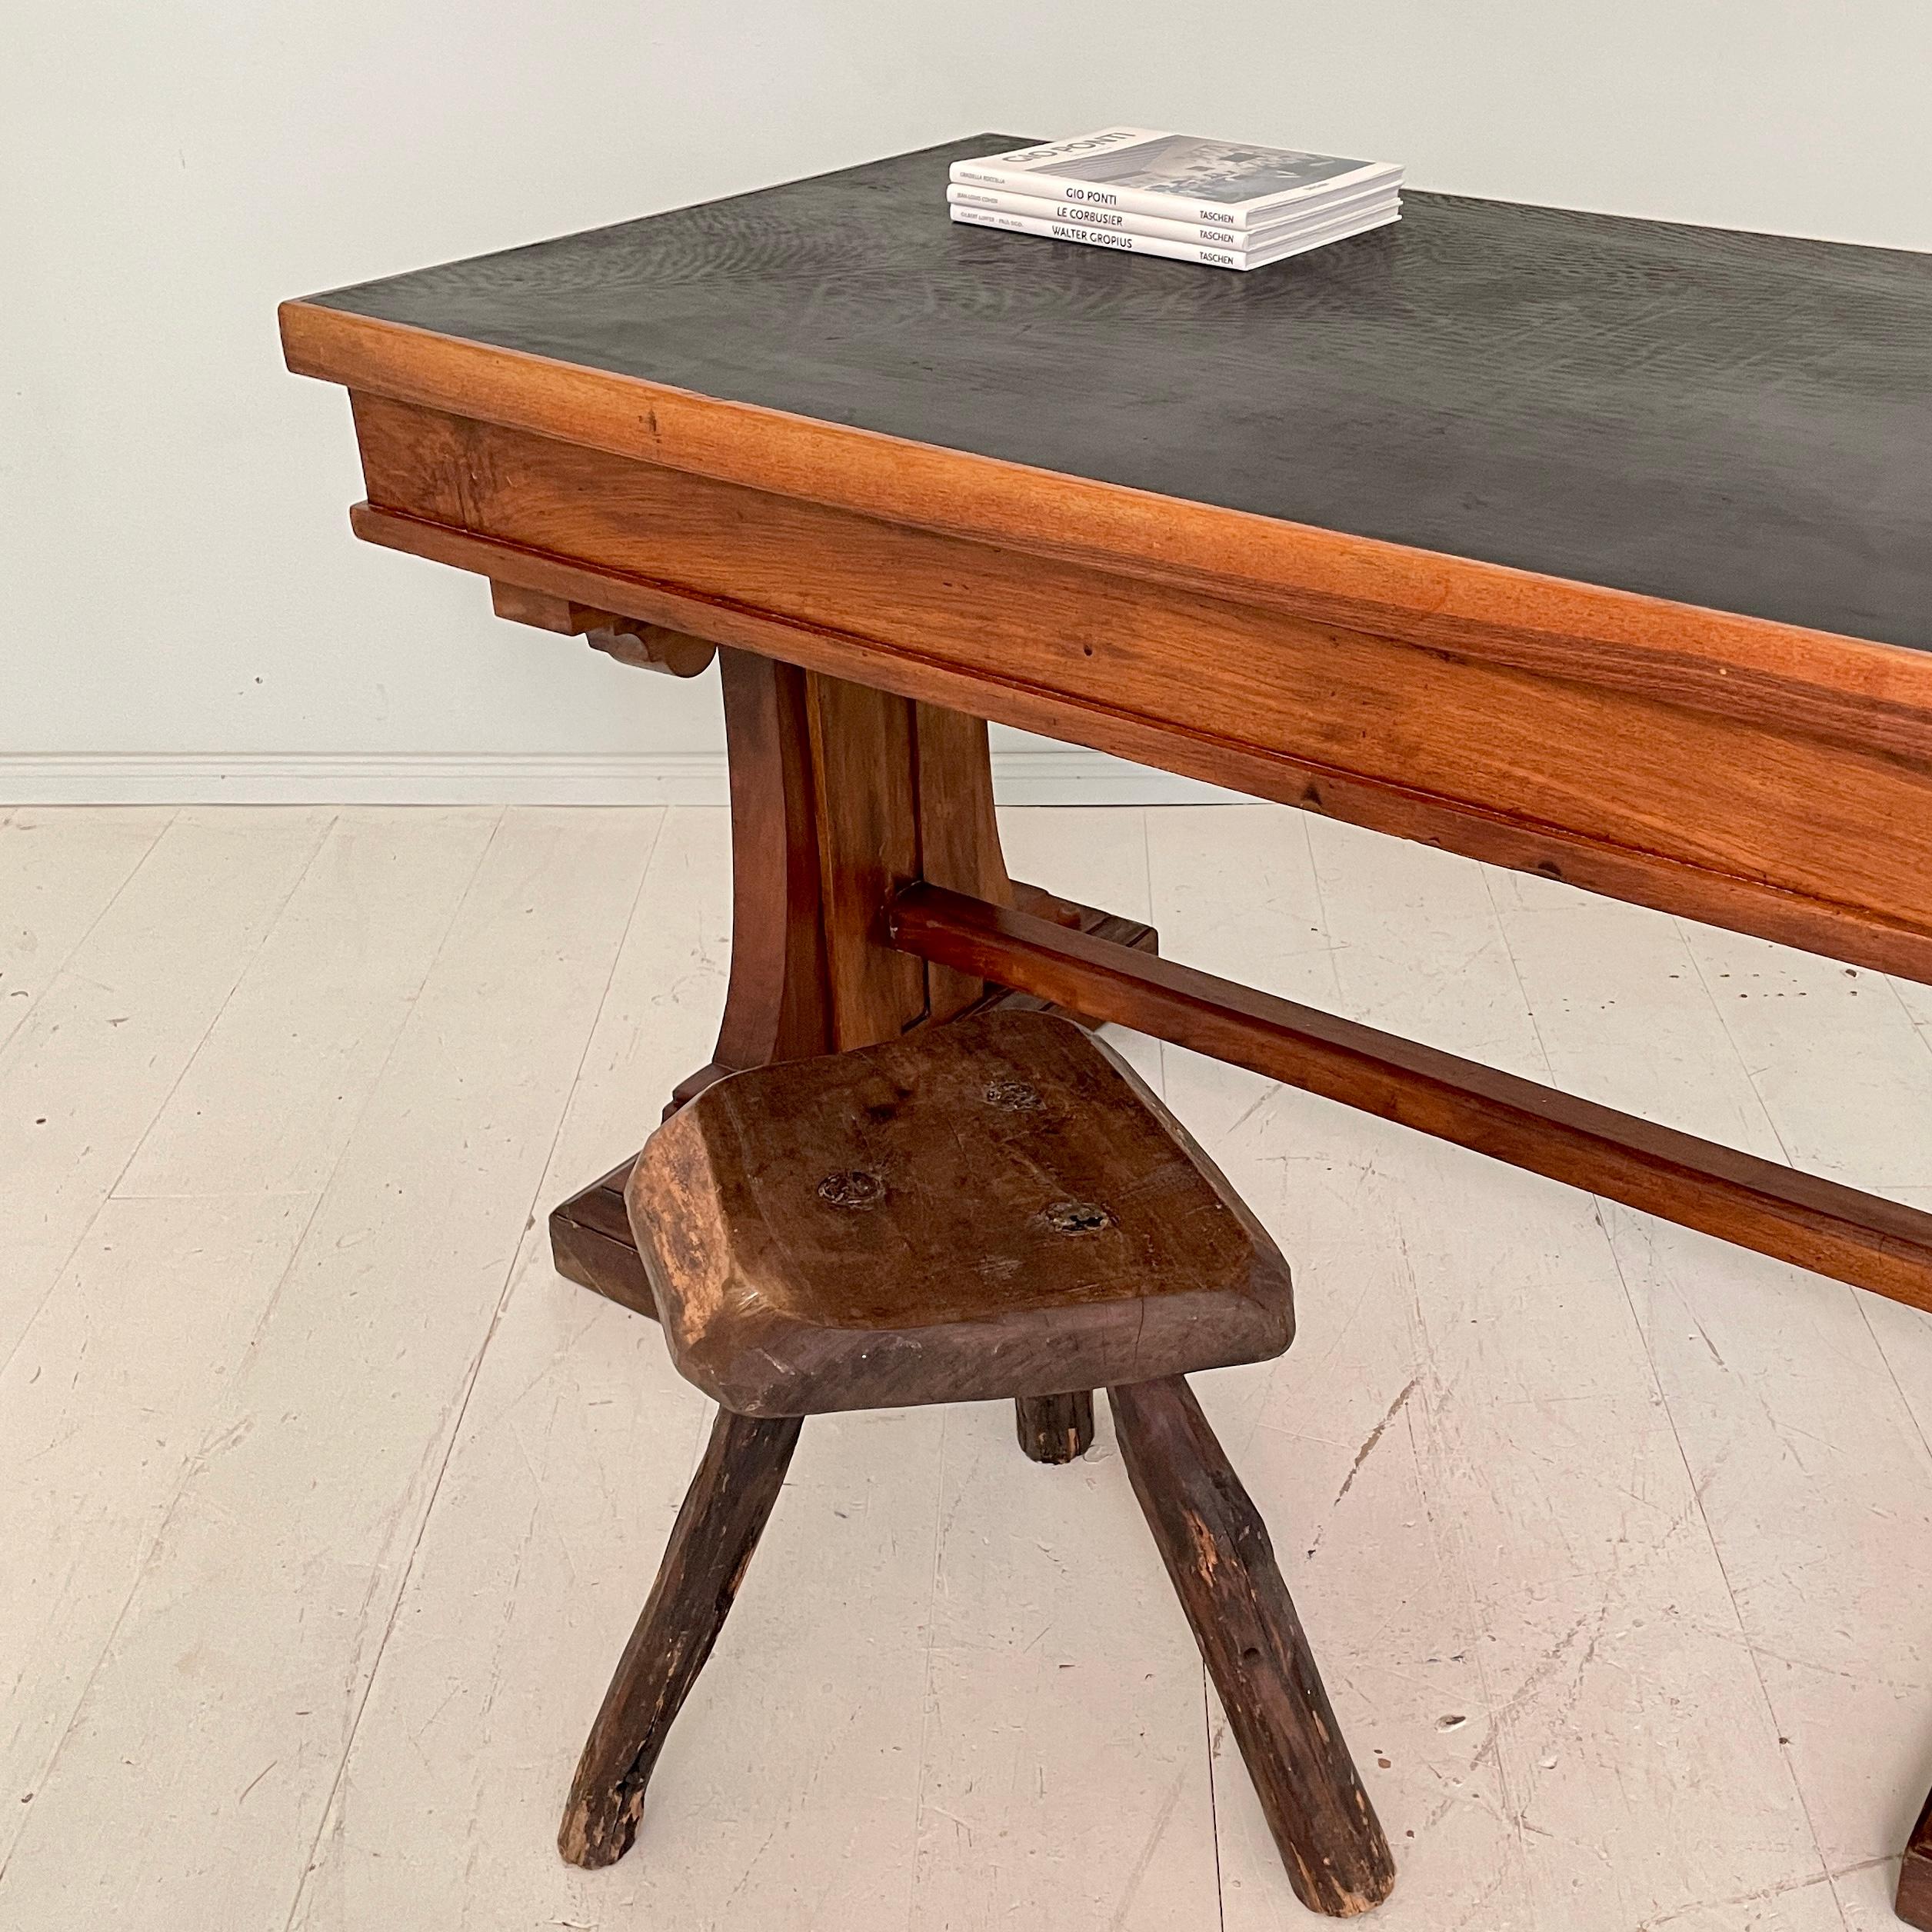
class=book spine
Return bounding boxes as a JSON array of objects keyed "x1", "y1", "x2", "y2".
[
  {"x1": 948, "y1": 157, "x2": 1391, "y2": 232},
  {"x1": 945, "y1": 185, "x2": 1251, "y2": 250},
  {"x1": 947, "y1": 183, "x2": 1393, "y2": 250},
  {"x1": 948, "y1": 205, "x2": 1260, "y2": 271}
]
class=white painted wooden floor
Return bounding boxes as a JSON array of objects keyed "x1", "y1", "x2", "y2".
[{"x1": 4, "y1": 802, "x2": 1930, "y2": 1932}]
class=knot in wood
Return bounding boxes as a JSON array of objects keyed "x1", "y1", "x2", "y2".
[
  {"x1": 1043, "y1": 1199, "x2": 1114, "y2": 1235},
  {"x1": 817, "y1": 1169, "x2": 886, "y2": 1211},
  {"x1": 983, "y1": 1079, "x2": 1043, "y2": 1111}
]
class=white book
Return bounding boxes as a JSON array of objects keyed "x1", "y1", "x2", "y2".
[
  {"x1": 949, "y1": 201, "x2": 1400, "y2": 271},
  {"x1": 951, "y1": 128, "x2": 1401, "y2": 233},
  {"x1": 946, "y1": 181, "x2": 1398, "y2": 251}
]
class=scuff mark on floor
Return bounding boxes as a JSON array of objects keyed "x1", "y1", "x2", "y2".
[{"x1": 1307, "y1": 1375, "x2": 1420, "y2": 1559}]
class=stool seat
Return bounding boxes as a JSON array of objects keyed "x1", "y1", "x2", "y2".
[{"x1": 627, "y1": 1008, "x2": 1295, "y2": 1417}]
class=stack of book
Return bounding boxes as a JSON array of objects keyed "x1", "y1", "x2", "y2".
[{"x1": 948, "y1": 128, "x2": 1402, "y2": 272}]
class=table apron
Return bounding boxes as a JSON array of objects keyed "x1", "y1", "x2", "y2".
[{"x1": 345, "y1": 394, "x2": 1932, "y2": 985}]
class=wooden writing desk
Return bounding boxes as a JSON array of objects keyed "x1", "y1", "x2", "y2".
[{"x1": 281, "y1": 135, "x2": 1932, "y2": 1915}]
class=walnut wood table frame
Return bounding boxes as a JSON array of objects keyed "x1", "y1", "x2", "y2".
[{"x1": 281, "y1": 135, "x2": 1932, "y2": 1917}]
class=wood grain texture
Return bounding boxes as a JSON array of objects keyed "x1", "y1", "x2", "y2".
[
  {"x1": 340, "y1": 414, "x2": 1932, "y2": 984},
  {"x1": 287, "y1": 136, "x2": 1932, "y2": 658},
  {"x1": 558, "y1": 1405, "x2": 801, "y2": 1869},
  {"x1": 1108, "y1": 1375, "x2": 1395, "y2": 1917},
  {"x1": 888, "y1": 884, "x2": 1932, "y2": 1314},
  {"x1": 802, "y1": 672, "x2": 927, "y2": 1049},
  {"x1": 703, "y1": 649, "x2": 836, "y2": 1082},
  {"x1": 1014, "y1": 1391, "x2": 1094, "y2": 1464},
  {"x1": 548, "y1": 1163, "x2": 655, "y2": 1316},
  {"x1": 343, "y1": 390, "x2": 1932, "y2": 769},
  {"x1": 658, "y1": 655, "x2": 1018, "y2": 1113},
  {"x1": 628, "y1": 1008, "x2": 1294, "y2": 1416},
  {"x1": 911, "y1": 703, "x2": 1012, "y2": 1022},
  {"x1": 546, "y1": 884, "x2": 1161, "y2": 1314}
]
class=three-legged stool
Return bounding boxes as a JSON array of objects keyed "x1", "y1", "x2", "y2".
[{"x1": 558, "y1": 1008, "x2": 1396, "y2": 1917}]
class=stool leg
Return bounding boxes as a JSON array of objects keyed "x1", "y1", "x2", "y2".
[
  {"x1": 558, "y1": 1407, "x2": 802, "y2": 1868},
  {"x1": 1015, "y1": 1391, "x2": 1094, "y2": 1464},
  {"x1": 1108, "y1": 1376, "x2": 1395, "y2": 1917}
]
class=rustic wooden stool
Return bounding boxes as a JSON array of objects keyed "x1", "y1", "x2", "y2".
[{"x1": 558, "y1": 1008, "x2": 1396, "y2": 1917}]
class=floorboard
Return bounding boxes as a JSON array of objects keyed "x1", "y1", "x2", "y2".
[
  {"x1": 116, "y1": 805, "x2": 502, "y2": 1198},
  {"x1": 0, "y1": 808, "x2": 331, "y2": 1367},
  {"x1": 0, "y1": 806, "x2": 176, "y2": 1055},
  {"x1": 0, "y1": 808, "x2": 657, "y2": 1931}
]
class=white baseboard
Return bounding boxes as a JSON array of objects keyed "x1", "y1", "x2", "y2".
[
  {"x1": 0, "y1": 750, "x2": 1243, "y2": 808},
  {"x1": 0, "y1": 754, "x2": 732, "y2": 806}
]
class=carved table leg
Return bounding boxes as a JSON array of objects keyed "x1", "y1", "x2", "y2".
[
  {"x1": 558, "y1": 1406, "x2": 802, "y2": 1868},
  {"x1": 1108, "y1": 1375, "x2": 1395, "y2": 1917},
  {"x1": 1015, "y1": 1391, "x2": 1095, "y2": 1463},
  {"x1": 1900, "y1": 1787, "x2": 1932, "y2": 1926}
]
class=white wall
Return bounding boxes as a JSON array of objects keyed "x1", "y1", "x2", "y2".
[{"x1": 4, "y1": 2, "x2": 1927, "y2": 799}]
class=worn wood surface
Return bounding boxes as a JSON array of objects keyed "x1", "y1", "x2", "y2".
[
  {"x1": 548, "y1": 883, "x2": 1161, "y2": 1318},
  {"x1": 1014, "y1": 1391, "x2": 1095, "y2": 1464},
  {"x1": 888, "y1": 882, "x2": 1932, "y2": 1314},
  {"x1": 341, "y1": 417, "x2": 1932, "y2": 984},
  {"x1": 559, "y1": 1404, "x2": 801, "y2": 1868},
  {"x1": 1109, "y1": 1374, "x2": 1395, "y2": 1917},
  {"x1": 288, "y1": 137, "x2": 1932, "y2": 655},
  {"x1": 629, "y1": 1008, "x2": 1294, "y2": 1415}
]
